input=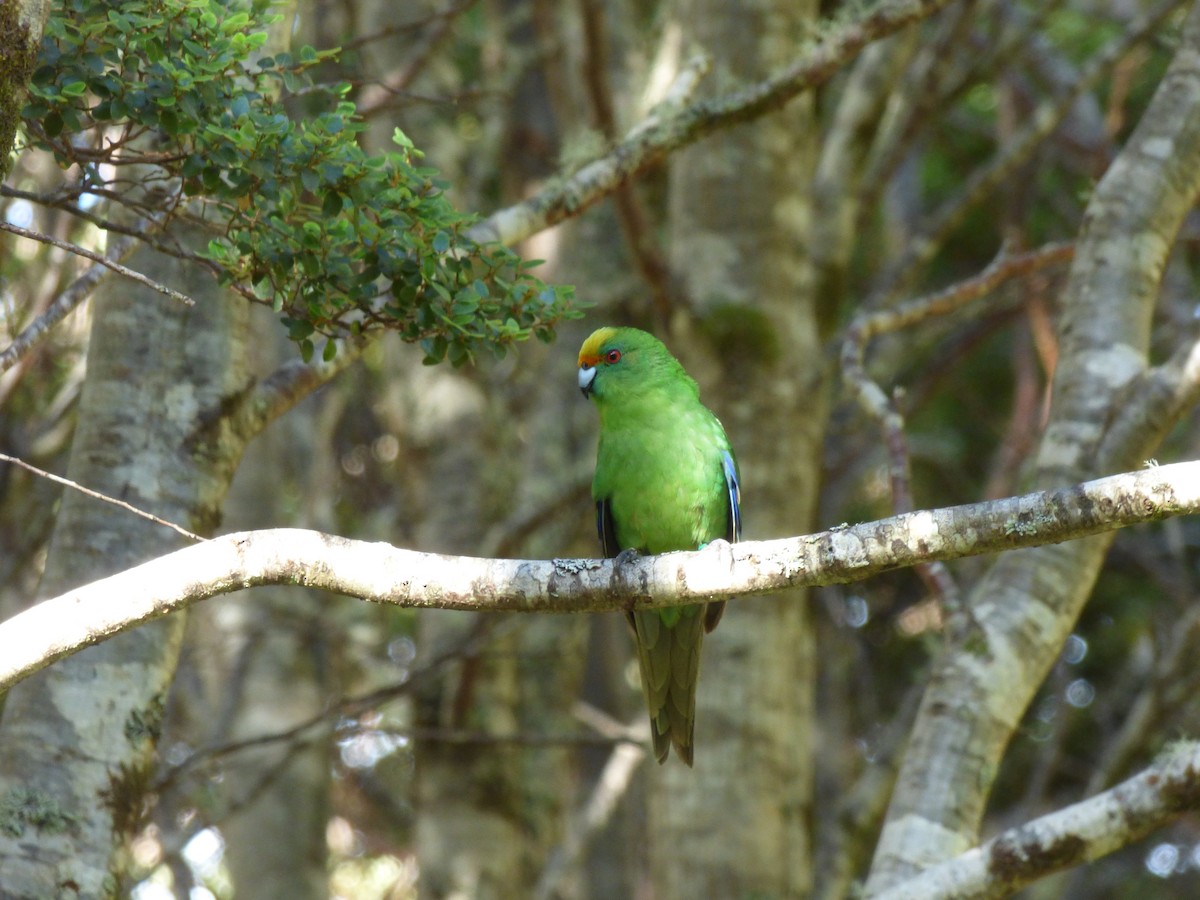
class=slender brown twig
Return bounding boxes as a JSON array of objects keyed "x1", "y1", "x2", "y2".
[
  {"x1": 0, "y1": 226, "x2": 152, "y2": 374},
  {"x1": 578, "y1": 0, "x2": 675, "y2": 324},
  {"x1": 0, "y1": 222, "x2": 194, "y2": 306},
  {"x1": 865, "y1": 0, "x2": 1182, "y2": 306},
  {"x1": 841, "y1": 242, "x2": 1075, "y2": 621},
  {"x1": 0, "y1": 452, "x2": 205, "y2": 542}
]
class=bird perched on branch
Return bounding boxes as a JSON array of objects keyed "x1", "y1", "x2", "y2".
[{"x1": 577, "y1": 326, "x2": 741, "y2": 765}]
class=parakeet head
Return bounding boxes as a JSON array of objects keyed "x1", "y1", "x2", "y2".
[{"x1": 577, "y1": 326, "x2": 698, "y2": 403}]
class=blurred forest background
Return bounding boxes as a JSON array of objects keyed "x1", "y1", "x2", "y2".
[{"x1": 3, "y1": 0, "x2": 1200, "y2": 897}]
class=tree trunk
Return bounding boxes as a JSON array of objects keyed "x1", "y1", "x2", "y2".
[
  {"x1": 0, "y1": 234, "x2": 251, "y2": 895},
  {"x1": 865, "y1": 4, "x2": 1200, "y2": 889},
  {"x1": 0, "y1": 0, "x2": 49, "y2": 179},
  {"x1": 653, "y1": 0, "x2": 822, "y2": 895},
  {"x1": 162, "y1": 311, "x2": 333, "y2": 900},
  {"x1": 411, "y1": 350, "x2": 585, "y2": 899}
]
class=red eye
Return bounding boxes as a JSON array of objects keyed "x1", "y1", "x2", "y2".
[{"x1": 605, "y1": 349, "x2": 621, "y2": 364}]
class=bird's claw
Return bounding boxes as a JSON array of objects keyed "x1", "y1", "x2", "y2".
[{"x1": 615, "y1": 548, "x2": 641, "y2": 567}]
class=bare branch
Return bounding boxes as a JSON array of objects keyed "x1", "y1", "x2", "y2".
[
  {"x1": 1100, "y1": 335, "x2": 1200, "y2": 470},
  {"x1": 1, "y1": 460, "x2": 1198, "y2": 692},
  {"x1": 0, "y1": 221, "x2": 195, "y2": 307},
  {"x1": 867, "y1": 6, "x2": 1200, "y2": 887},
  {"x1": 0, "y1": 227, "x2": 144, "y2": 374},
  {"x1": 231, "y1": 333, "x2": 374, "y2": 439},
  {"x1": 867, "y1": 0, "x2": 1181, "y2": 304},
  {"x1": 1085, "y1": 604, "x2": 1200, "y2": 795},
  {"x1": 840, "y1": 239, "x2": 1074, "y2": 441},
  {"x1": 871, "y1": 741, "x2": 1200, "y2": 900},
  {"x1": 578, "y1": 0, "x2": 675, "y2": 324},
  {"x1": 840, "y1": 242, "x2": 1075, "y2": 623},
  {"x1": 468, "y1": 0, "x2": 960, "y2": 247},
  {"x1": 535, "y1": 724, "x2": 647, "y2": 900},
  {"x1": 356, "y1": 0, "x2": 474, "y2": 116},
  {"x1": 0, "y1": 452, "x2": 205, "y2": 542}
]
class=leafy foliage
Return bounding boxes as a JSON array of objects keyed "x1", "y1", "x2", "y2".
[{"x1": 20, "y1": 0, "x2": 576, "y2": 363}]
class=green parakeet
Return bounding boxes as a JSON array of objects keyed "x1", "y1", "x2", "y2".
[{"x1": 577, "y1": 326, "x2": 741, "y2": 766}]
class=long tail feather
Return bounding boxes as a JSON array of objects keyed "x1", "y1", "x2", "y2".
[{"x1": 630, "y1": 604, "x2": 707, "y2": 766}]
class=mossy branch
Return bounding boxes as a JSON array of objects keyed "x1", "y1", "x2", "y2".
[{"x1": 872, "y1": 741, "x2": 1200, "y2": 900}]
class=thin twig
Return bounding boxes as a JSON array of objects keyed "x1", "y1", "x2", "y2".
[
  {"x1": 0, "y1": 221, "x2": 194, "y2": 306},
  {"x1": 1085, "y1": 604, "x2": 1200, "y2": 795},
  {"x1": 0, "y1": 452, "x2": 205, "y2": 542},
  {"x1": 468, "y1": 0, "x2": 961, "y2": 247},
  {"x1": 815, "y1": 680, "x2": 923, "y2": 900},
  {"x1": 154, "y1": 615, "x2": 521, "y2": 792},
  {"x1": 356, "y1": 0, "x2": 475, "y2": 115},
  {"x1": 883, "y1": 386, "x2": 961, "y2": 613},
  {"x1": 0, "y1": 229, "x2": 145, "y2": 374},
  {"x1": 535, "y1": 711, "x2": 647, "y2": 900},
  {"x1": 857, "y1": 0, "x2": 1057, "y2": 224},
  {"x1": 841, "y1": 242, "x2": 1075, "y2": 622},
  {"x1": 840, "y1": 241, "x2": 1074, "y2": 431},
  {"x1": 866, "y1": 0, "x2": 1182, "y2": 305},
  {"x1": 579, "y1": 0, "x2": 675, "y2": 324}
]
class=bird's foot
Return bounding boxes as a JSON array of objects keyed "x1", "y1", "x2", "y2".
[{"x1": 615, "y1": 547, "x2": 641, "y2": 567}]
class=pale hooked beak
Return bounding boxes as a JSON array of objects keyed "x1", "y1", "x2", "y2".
[{"x1": 578, "y1": 364, "x2": 597, "y2": 398}]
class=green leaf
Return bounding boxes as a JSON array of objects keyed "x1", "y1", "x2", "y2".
[
  {"x1": 22, "y1": 0, "x2": 576, "y2": 362},
  {"x1": 107, "y1": 9, "x2": 132, "y2": 31},
  {"x1": 392, "y1": 128, "x2": 414, "y2": 150},
  {"x1": 421, "y1": 336, "x2": 448, "y2": 364},
  {"x1": 43, "y1": 111, "x2": 64, "y2": 138}
]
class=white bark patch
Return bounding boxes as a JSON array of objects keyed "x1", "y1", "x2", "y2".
[
  {"x1": 162, "y1": 382, "x2": 200, "y2": 430},
  {"x1": 905, "y1": 510, "x2": 940, "y2": 544},
  {"x1": 48, "y1": 662, "x2": 145, "y2": 751},
  {"x1": 1081, "y1": 345, "x2": 1143, "y2": 388},
  {"x1": 876, "y1": 814, "x2": 974, "y2": 867},
  {"x1": 828, "y1": 527, "x2": 869, "y2": 569},
  {"x1": 970, "y1": 594, "x2": 1060, "y2": 727},
  {"x1": 678, "y1": 540, "x2": 736, "y2": 595},
  {"x1": 1035, "y1": 421, "x2": 1102, "y2": 469},
  {"x1": 1141, "y1": 136, "x2": 1175, "y2": 160},
  {"x1": 125, "y1": 447, "x2": 169, "y2": 499}
]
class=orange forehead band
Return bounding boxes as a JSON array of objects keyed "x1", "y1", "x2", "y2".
[{"x1": 578, "y1": 326, "x2": 618, "y2": 367}]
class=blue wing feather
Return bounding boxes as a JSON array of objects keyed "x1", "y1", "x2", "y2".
[
  {"x1": 703, "y1": 450, "x2": 741, "y2": 634},
  {"x1": 722, "y1": 451, "x2": 741, "y2": 544}
]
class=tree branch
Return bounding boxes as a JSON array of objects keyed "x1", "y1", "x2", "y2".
[
  {"x1": 841, "y1": 241, "x2": 1074, "y2": 625},
  {"x1": 1, "y1": 460, "x2": 1198, "y2": 692},
  {"x1": 467, "y1": 0, "x2": 960, "y2": 247},
  {"x1": 865, "y1": 0, "x2": 1182, "y2": 304},
  {"x1": 0, "y1": 226, "x2": 143, "y2": 374},
  {"x1": 0, "y1": 221, "x2": 194, "y2": 307},
  {"x1": 872, "y1": 741, "x2": 1200, "y2": 900},
  {"x1": 866, "y1": 6, "x2": 1200, "y2": 888},
  {"x1": 0, "y1": 452, "x2": 205, "y2": 542}
]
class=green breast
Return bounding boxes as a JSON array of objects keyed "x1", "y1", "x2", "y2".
[{"x1": 593, "y1": 401, "x2": 731, "y2": 554}]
